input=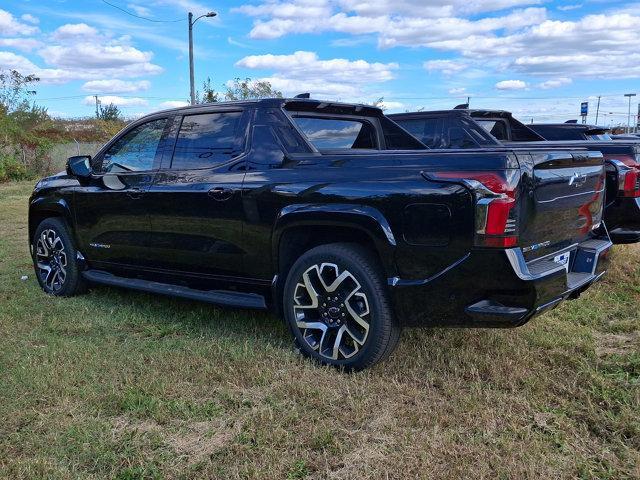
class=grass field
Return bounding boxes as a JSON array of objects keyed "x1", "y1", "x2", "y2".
[{"x1": 0, "y1": 180, "x2": 638, "y2": 479}]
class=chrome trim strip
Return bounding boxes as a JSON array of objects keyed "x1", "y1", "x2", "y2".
[
  {"x1": 536, "y1": 186, "x2": 605, "y2": 204},
  {"x1": 505, "y1": 248, "x2": 567, "y2": 281}
]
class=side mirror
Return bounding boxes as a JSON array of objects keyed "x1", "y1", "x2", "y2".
[{"x1": 66, "y1": 155, "x2": 92, "y2": 179}]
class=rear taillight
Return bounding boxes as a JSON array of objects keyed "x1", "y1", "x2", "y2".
[
  {"x1": 426, "y1": 170, "x2": 520, "y2": 248},
  {"x1": 622, "y1": 168, "x2": 640, "y2": 197},
  {"x1": 604, "y1": 154, "x2": 640, "y2": 198}
]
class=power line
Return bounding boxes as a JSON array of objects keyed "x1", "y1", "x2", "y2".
[{"x1": 100, "y1": 0, "x2": 185, "y2": 23}]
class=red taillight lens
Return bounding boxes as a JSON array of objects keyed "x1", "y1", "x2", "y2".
[
  {"x1": 426, "y1": 170, "x2": 520, "y2": 248},
  {"x1": 485, "y1": 197, "x2": 516, "y2": 235},
  {"x1": 622, "y1": 168, "x2": 640, "y2": 197},
  {"x1": 605, "y1": 154, "x2": 640, "y2": 198}
]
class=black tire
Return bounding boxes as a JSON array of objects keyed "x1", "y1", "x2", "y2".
[
  {"x1": 32, "y1": 217, "x2": 87, "y2": 297},
  {"x1": 283, "y1": 243, "x2": 401, "y2": 370}
]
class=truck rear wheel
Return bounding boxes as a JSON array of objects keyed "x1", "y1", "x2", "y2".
[{"x1": 283, "y1": 243, "x2": 401, "y2": 370}]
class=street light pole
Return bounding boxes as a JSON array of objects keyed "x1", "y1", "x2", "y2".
[
  {"x1": 624, "y1": 93, "x2": 636, "y2": 133},
  {"x1": 188, "y1": 11, "x2": 217, "y2": 106}
]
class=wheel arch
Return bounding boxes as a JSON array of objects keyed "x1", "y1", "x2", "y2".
[
  {"x1": 271, "y1": 204, "x2": 398, "y2": 316},
  {"x1": 29, "y1": 197, "x2": 74, "y2": 244}
]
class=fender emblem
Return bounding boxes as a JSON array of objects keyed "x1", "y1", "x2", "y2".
[{"x1": 89, "y1": 243, "x2": 111, "y2": 249}]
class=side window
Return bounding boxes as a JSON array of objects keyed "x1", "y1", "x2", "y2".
[
  {"x1": 396, "y1": 118, "x2": 441, "y2": 148},
  {"x1": 477, "y1": 120, "x2": 509, "y2": 140},
  {"x1": 250, "y1": 125, "x2": 285, "y2": 167},
  {"x1": 380, "y1": 116, "x2": 427, "y2": 150},
  {"x1": 100, "y1": 118, "x2": 167, "y2": 173},
  {"x1": 448, "y1": 118, "x2": 499, "y2": 149},
  {"x1": 448, "y1": 126, "x2": 478, "y2": 149},
  {"x1": 292, "y1": 117, "x2": 378, "y2": 150},
  {"x1": 171, "y1": 111, "x2": 243, "y2": 169}
]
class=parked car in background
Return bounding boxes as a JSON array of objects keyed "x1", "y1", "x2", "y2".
[
  {"x1": 29, "y1": 98, "x2": 611, "y2": 370},
  {"x1": 613, "y1": 133, "x2": 640, "y2": 140},
  {"x1": 529, "y1": 123, "x2": 612, "y2": 141},
  {"x1": 391, "y1": 109, "x2": 640, "y2": 244}
]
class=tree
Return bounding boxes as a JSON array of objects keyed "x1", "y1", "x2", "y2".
[
  {"x1": 98, "y1": 103, "x2": 122, "y2": 122},
  {"x1": 0, "y1": 69, "x2": 39, "y2": 113},
  {"x1": 198, "y1": 77, "x2": 219, "y2": 104},
  {"x1": 224, "y1": 77, "x2": 282, "y2": 101}
]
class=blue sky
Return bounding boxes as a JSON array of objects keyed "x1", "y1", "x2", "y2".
[{"x1": 1, "y1": 0, "x2": 639, "y2": 125}]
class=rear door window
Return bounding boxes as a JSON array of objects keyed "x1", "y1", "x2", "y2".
[
  {"x1": 292, "y1": 117, "x2": 378, "y2": 150},
  {"x1": 171, "y1": 111, "x2": 243, "y2": 169}
]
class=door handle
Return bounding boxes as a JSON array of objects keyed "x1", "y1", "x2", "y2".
[
  {"x1": 208, "y1": 186, "x2": 235, "y2": 201},
  {"x1": 127, "y1": 187, "x2": 144, "y2": 200}
]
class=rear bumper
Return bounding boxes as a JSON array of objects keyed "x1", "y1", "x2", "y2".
[
  {"x1": 605, "y1": 197, "x2": 640, "y2": 244},
  {"x1": 389, "y1": 235, "x2": 612, "y2": 328}
]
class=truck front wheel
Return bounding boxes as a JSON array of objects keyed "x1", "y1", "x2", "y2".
[
  {"x1": 32, "y1": 218, "x2": 87, "y2": 297},
  {"x1": 283, "y1": 243, "x2": 401, "y2": 370}
]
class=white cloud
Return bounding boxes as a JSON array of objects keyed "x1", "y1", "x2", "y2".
[
  {"x1": 235, "y1": 1, "x2": 547, "y2": 47},
  {"x1": 495, "y1": 79, "x2": 527, "y2": 90},
  {"x1": 424, "y1": 59, "x2": 468, "y2": 75},
  {"x1": 52, "y1": 23, "x2": 98, "y2": 40},
  {"x1": 21, "y1": 14, "x2": 39, "y2": 25},
  {"x1": 448, "y1": 87, "x2": 467, "y2": 94},
  {"x1": 235, "y1": 50, "x2": 397, "y2": 99},
  {"x1": 537, "y1": 77, "x2": 572, "y2": 89},
  {"x1": 234, "y1": 1, "x2": 640, "y2": 82},
  {"x1": 0, "y1": 9, "x2": 39, "y2": 36},
  {"x1": 127, "y1": 3, "x2": 152, "y2": 16},
  {"x1": 0, "y1": 13, "x2": 163, "y2": 84},
  {"x1": 82, "y1": 95, "x2": 148, "y2": 107},
  {"x1": 158, "y1": 100, "x2": 190, "y2": 109},
  {"x1": 0, "y1": 38, "x2": 42, "y2": 52},
  {"x1": 82, "y1": 79, "x2": 151, "y2": 93},
  {"x1": 557, "y1": 4, "x2": 581, "y2": 11},
  {"x1": 41, "y1": 43, "x2": 155, "y2": 69}
]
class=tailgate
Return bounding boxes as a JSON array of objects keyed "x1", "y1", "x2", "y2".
[{"x1": 517, "y1": 150, "x2": 605, "y2": 261}]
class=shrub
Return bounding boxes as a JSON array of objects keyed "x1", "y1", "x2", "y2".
[{"x1": 0, "y1": 153, "x2": 29, "y2": 182}]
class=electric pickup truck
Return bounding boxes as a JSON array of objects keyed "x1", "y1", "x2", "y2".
[
  {"x1": 391, "y1": 109, "x2": 640, "y2": 244},
  {"x1": 29, "y1": 98, "x2": 611, "y2": 370}
]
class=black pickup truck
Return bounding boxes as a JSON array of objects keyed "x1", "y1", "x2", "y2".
[
  {"x1": 29, "y1": 98, "x2": 611, "y2": 370},
  {"x1": 391, "y1": 109, "x2": 640, "y2": 244}
]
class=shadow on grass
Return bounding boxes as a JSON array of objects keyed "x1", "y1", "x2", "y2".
[{"x1": 79, "y1": 282, "x2": 291, "y2": 349}]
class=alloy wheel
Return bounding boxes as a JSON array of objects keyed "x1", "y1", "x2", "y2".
[
  {"x1": 35, "y1": 229, "x2": 68, "y2": 292},
  {"x1": 293, "y1": 262, "x2": 371, "y2": 360}
]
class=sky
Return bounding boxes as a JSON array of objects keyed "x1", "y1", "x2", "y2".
[{"x1": 1, "y1": 0, "x2": 640, "y2": 125}]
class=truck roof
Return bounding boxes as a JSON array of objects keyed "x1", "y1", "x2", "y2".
[
  {"x1": 389, "y1": 109, "x2": 512, "y2": 117},
  {"x1": 530, "y1": 123, "x2": 609, "y2": 130},
  {"x1": 148, "y1": 97, "x2": 385, "y2": 118}
]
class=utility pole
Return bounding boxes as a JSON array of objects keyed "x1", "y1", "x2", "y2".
[
  {"x1": 467, "y1": 96, "x2": 470, "y2": 108},
  {"x1": 94, "y1": 95, "x2": 100, "y2": 119},
  {"x1": 595, "y1": 96, "x2": 601, "y2": 125},
  {"x1": 624, "y1": 93, "x2": 636, "y2": 133},
  {"x1": 188, "y1": 11, "x2": 217, "y2": 106}
]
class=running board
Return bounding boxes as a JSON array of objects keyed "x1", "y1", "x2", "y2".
[{"x1": 82, "y1": 270, "x2": 267, "y2": 309}]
